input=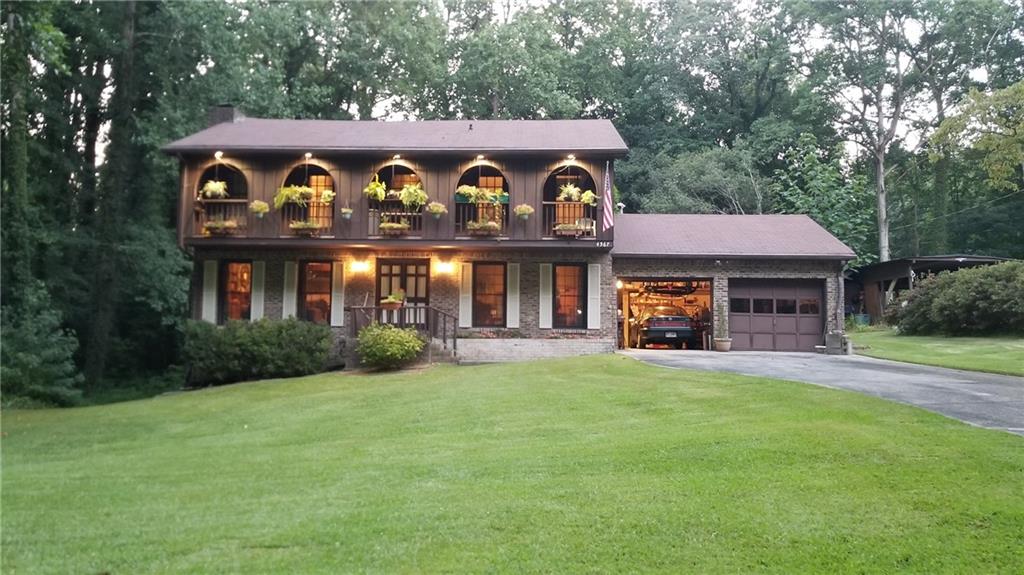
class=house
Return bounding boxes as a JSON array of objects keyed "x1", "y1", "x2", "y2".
[{"x1": 164, "y1": 108, "x2": 855, "y2": 362}]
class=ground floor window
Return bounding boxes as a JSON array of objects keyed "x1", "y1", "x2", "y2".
[
  {"x1": 553, "y1": 263, "x2": 586, "y2": 328},
  {"x1": 300, "y1": 261, "x2": 332, "y2": 324},
  {"x1": 221, "y1": 261, "x2": 252, "y2": 322},
  {"x1": 473, "y1": 262, "x2": 506, "y2": 327}
]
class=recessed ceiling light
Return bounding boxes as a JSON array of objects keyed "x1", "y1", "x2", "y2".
[
  {"x1": 476, "y1": 154, "x2": 485, "y2": 160},
  {"x1": 304, "y1": 152, "x2": 313, "y2": 159},
  {"x1": 393, "y1": 154, "x2": 401, "y2": 160},
  {"x1": 214, "y1": 151, "x2": 224, "y2": 160},
  {"x1": 567, "y1": 154, "x2": 576, "y2": 160}
]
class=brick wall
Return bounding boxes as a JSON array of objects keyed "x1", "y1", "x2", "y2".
[{"x1": 457, "y1": 338, "x2": 615, "y2": 363}]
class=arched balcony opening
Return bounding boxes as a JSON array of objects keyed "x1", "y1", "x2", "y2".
[
  {"x1": 279, "y1": 164, "x2": 335, "y2": 236},
  {"x1": 542, "y1": 164, "x2": 598, "y2": 238},
  {"x1": 366, "y1": 163, "x2": 424, "y2": 237},
  {"x1": 195, "y1": 163, "x2": 249, "y2": 236},
  {"x1": 454, "y1": 164, "x2": 510, "y2": 236}
]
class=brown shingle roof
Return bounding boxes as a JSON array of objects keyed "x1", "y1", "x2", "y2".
[
  {"x1": 612, "y1": 214, "x2": 856, "y2": 260},
  {"x1": 163, "y1": 118, "x2": 628, "y2": 156}
]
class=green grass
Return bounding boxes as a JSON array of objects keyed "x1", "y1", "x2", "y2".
[
  {"x1": 3, "y1": 356, "x2": 1023, "y2": 574},
  {"x1": 850, "y1": 328, "x2": 1024, "y2": 376}
]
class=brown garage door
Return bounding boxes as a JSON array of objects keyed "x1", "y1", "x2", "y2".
[{"x1": 728, "y1": 279, "x2": 823, "y2": 351}]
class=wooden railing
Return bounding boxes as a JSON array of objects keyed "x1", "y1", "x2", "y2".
[
  {"x1": 280, "y1": 200, "x2": 334, "y2": 236},
  {"x1": 195, "y1": 199, "x2": 248, "y2": 237},
  {"x1": 542, "y1": 201, "x2": 597, "y2": 238},
  {"x1": 368, "y1": 199, "x2": 423, "y2": 237},
  {"x1": 348, "y1": 305, "x2": 458, "y2": 361},
  {"x1": 454, "y1": 202, "x2": 509, "y2": 236}
]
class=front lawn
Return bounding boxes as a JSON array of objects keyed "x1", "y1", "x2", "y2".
[
  {"x1": 3, "y1": 356, "x2": 1022, "y2": 573},
  {"x1": 850, "y1": 328, "x2": 1024, "y2": 376}
]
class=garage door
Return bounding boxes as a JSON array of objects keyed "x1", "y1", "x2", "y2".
[{"x1": 728, "y1": 279, "x2": 823, "y2": 351}]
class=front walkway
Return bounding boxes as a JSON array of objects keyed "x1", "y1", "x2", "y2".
[{"x1": 621, "y1": 349, "x2": 1024, "y2": 436}]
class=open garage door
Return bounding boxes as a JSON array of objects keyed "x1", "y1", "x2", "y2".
[
  {"x1": 729, "y1": 279, "x2": 823, "y2": 351},
  {"x1": 618, "y1": 279, "x2": 712, "y2": 350}
]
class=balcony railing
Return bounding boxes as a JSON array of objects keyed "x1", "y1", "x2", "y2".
[
  {"x1": 454, "y1": 202, "x2": 509, "y2": 236},
  {"x1": 368, "y1": 199, "x2": 423, "y2": 237},
  {"x1": 542, "y1": 201, "x2": 597, "y2": 238},
  {"x1": 280, "y1": 200, "x2": 334, "y2": 237},
  {"x1": 195, "y1": 199, "x2": 248, "y2": 237}
]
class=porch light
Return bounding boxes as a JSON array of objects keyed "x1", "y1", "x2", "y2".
[
  {"x1": 434, "y1": 261, "x2": 455, "y2": 275},
  {"x1": 616, "y1": 280, "x2": 624, "y2": 290},
  {"x1": 393, "y1": 154, "x2": 401, "y2": 160},
  {"x1": 567, "y1": 154, "x2": 576, "y2": 161},
  {"x1": 476, "y1": 154, "x2": 485, "y2": 160},
  {"x1": 304, "y1": 152, "x2": 313, "y2": 160},
  {"x1": 350, "y1": 260, "x2": 371, "y2": 273},
  {"x1": 214, "y1": 151, "x2": 223, "y2": 160}
]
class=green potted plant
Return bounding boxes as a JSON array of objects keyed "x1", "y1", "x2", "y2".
[
  {"x1": 340, "y1": 207, "x2": 353, "y2": 220},
  {"x1": 203, "y1": 218, "x2": 239, "y2": 236},
  {"x1": 553, "y1": 222, "x2": 588, "y2": 237},
  {"x1": 320, "y1": 189, "x2": 336, "y2": 204},
  {"x1": 363, "y1": 174, "x2": 387, "y2": 202},
  {"x1": 379, "y1": 288, "x2": 406, "y2": 310},
  {"x1": 248, "y1": 200, "x2": 269, "y2": 219},
  {"x1": 379, "y1": 217, "x2": 411, "y2": 237},
  {"x1": 467, "y1": 219, "x2": 502, "y2": 237},
  {"x1": 399, "y1": 182, "x2": 428, "y2": 210},
  {"x1": 426, "y1": 201, "x2": 448, "y2": 220},
  {"x1": 289, "y1": 219, "x2": 321, "y2": 237},
  {"x1": 274, "y1": 185, "x2": 316, "y2": 209},
  {"x1": 200, "y1": 180, "x2": 229, "y2": 199},
  {"x1": 557, "y1": 183, "x2": 597, "y2": 206},
  {"x1": 713, "y1": 301, "x2": 732, "y2": 351},
  {"x1": 513, "y1": 204, "x2": 534, "y2": 221}
]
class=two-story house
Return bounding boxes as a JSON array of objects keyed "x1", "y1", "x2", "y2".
[{"x1": 165, "y1": 107, "x2": 854, "y2": 362}]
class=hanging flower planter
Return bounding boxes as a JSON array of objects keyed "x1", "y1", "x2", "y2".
[{"x1": 340, "y1": 208, "x2": 353, "y2": 221}]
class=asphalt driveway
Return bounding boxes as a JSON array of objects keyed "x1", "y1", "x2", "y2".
[{"x1": 622, "y1": 349, "x2": 1024, "y2": 436}]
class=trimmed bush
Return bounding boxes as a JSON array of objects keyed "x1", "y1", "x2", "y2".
[
  {"x1": 896, "y1": 261, "x2": 1024, "y2": 335},
  {"x1": 183, "y1": 318, "x2": 331, "y2": 386},
  {"x1": 356, "y1": 323, "x2": 425, "y2": 370}
]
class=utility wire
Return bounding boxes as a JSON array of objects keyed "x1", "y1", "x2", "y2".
[{"x1": 889, "y1": 188, "x2": 1023, "y2": 231}]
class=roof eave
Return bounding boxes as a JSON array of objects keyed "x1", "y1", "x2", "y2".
[
  {"x1": 611, "y1": 252, "x2": 855, "y2": 261},
  {"x1": 161, "y1": 144, "x2": 629, "y2": 157}
]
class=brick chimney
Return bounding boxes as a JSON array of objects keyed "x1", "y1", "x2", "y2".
[{"x1": 207, "y1": 104, "x2": 244, "y2": 127}]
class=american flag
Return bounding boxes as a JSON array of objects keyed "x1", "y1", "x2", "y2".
[{"x1": 601, "y1": 161, "x2": 614, "y2": 232}]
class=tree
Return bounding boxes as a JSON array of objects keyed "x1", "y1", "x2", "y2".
[
  {"x1": 640, "y1": 145, "x2": 766, "y2": 215},
  {"x1": 770, "y1": 134, "x2": 877, "y2": 268}
]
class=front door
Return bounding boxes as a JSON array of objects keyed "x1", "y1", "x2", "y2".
[{"x1": 377, "y1": 259, "x2": 430, "y2": 325}]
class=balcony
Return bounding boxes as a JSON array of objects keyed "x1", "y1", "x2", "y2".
[
  {"x1": 368, "y1": 199, "x2": 424, "y2": 237},
  {"x1": 280, "y1": 200, "x2": 334, "y2": 237},
  {"x1": 455, "y1": 202, "x2": 510, "y2": 237},
  {"x1": 542, "y1": 201, "x2": 597, "y2": 238},
  {"x1": 195, "y1": 199, "x2": 249, "y2": 237}
]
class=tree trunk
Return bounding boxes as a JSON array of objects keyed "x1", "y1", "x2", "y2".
[
  {"x1": 83, "y1": 0, "x2": 137, "y2": 385},
  {"x1": 875, "y1": 151, "x2": 890, "y2": 262}
]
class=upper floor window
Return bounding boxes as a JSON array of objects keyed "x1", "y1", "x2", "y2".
[
  {"x1": 543, "y1": 165, "x2": 598, "y2": 238},
  {"x1": 281, "y1": 164, "x2": 335, "y2": 236},
  {"x1": 299, "y1": 261, "x2": 332, "y2": 324},
  {"x1": 368, "y1": 164, "x2": 425, "y2": 237},
  {"x1": 553, "y1": 263, "x2": 586, "y2": 328},
  {"x1": 456, "y1": 164, "x2": 510, "y2": 235},
  {"x1": 197, "y1": 164, "x2": 248, "y2": 200},
  {"x1": 221, "y1": 261, "x2": 252, "y2": 322},
  {"x1": 473, "y1": 262, "x2": 506, "y2": 327}
]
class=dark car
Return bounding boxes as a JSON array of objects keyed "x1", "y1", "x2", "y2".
[{"x1": 636, "y1": 305, "x2": 701, "y2": 349}]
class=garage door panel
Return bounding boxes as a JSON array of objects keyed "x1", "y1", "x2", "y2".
[
  {"x1": 730, "y1": 314, "x2": 750, "y2": 332},
  {"x1": 751, "y1": 316, "x2": 773, "y2": 333},
  {"x1": 797, "y1": 317, "x2": 820, "y2": 334},
  {"x1": 751, "y1": 333, "x2": 774, "y2": 350},
  {"x1": 729, "y1": 279, "x2": 824, "y2": 352},
  {"x1": 775, "y1": 333, "x2": 798, "y2": 351},
  {"x1": 775, "y1": 317, "x2": 797, "y2": 332}
]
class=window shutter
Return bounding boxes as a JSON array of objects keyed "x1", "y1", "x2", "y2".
[
  {"x1": 250, "y1": 261, "x2": 266, "y2": 320},
  {"x1": 330, "y1": 262, "x2": 345, "y2": 327},
  {"x1": 506, "y1": 263, "x2": 520, "y2": 328},
  {"x1": 539, "y1": 263, "x2": 552, "y2": 329},
  {"x1": 587, "y1": 263, "x2": 601, "y2": 329},
  {"x1": 282, "y1": 261, "x2": 298, "y2": 318},
  {"x1": 459, "y1": 262, "x2": 473, "y2": 328},
  {"x1": 201, "y1": 260, "x2": 218, "y2": 323}
]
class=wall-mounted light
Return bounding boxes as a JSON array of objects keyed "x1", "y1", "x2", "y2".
[
  {"x1": 567, "y1": 154, "x2": 576, "y2": 161},
  {"x1": 476, "y1": 154, "x2": 485, "y2": 160},
  {"x1": 350, "y1": 260, "x2": 371, "y2": 273},
  {"x1": 214, "y1": 151, "x2": 224, "y2": 160},
  {"x1": 616, "y1": 279, "x2": 624, "y2": 290},
  {"x1": 434, "y1": 260, "x2": 455, "y2": 275},
  {"x1": 304, "y1": 152, "x2": 313, "y2": 160},
  {"x1": 393, "y1": 154, "x2": 401, "y2": 160}
]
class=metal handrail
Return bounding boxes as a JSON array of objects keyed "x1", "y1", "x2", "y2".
[{"x1": 348, "y1": 305, "x2": 459, "y2": 361}]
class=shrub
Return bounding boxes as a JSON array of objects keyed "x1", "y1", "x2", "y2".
[
  {"x1": 183, "y1": 318, "x2": 331, "y2": 386},
  {"x1": 897, "y1": 261, "x2": 1024, "y2": 335},
  {"x1": 356, "y1": 323, "x2": 425, "y2": 370}
]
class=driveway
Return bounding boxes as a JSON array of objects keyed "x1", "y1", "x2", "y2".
[{"x1": 622, "y1": 349, "x2": 1024, "y2": 436}]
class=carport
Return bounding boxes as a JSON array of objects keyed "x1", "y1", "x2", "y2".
[{"x1": 611, "y1": 214, "x2": 855, "y2": 353}]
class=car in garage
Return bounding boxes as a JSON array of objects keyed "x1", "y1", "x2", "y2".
[{"x1": 636, "y1": 305, "x2": 701, "y2": 349}]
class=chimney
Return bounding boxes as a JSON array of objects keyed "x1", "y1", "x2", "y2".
[{"x1": 207, "y1": 104, "x2": 244, "y2": 127}]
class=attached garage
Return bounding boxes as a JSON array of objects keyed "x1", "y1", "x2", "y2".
[
  {"x1": 728, "y1": 279, "x2": 823, "y2": 351},
  {"x1": 611, "y1": 214, "x2": 856, "y2": 353}
]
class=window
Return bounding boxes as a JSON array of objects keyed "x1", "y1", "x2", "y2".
[
  {"x1": 553, "y1": 264, "x2": 586, "y2": 328},
  {"x1": 799, "y1": 298, "x2": 820, "y2": 314},
  {"x1": 729, "y1": 298, "x2": 750, "y2": 313},
  {"x1": 299, "y1": 262, "x2": 332, "y2": 324},
  {"x1": 775, "y1": 299, "x2": 796, "y2": 314},
  {"x1": 473, "y1": 263, "x2": 506, "y2": 327},
  {"x1": 752, "y1": 298, "x2": 774, "y2": 314},
  {"x1": 221, "y1": 262, "x2": 252, "y2": 322}
]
